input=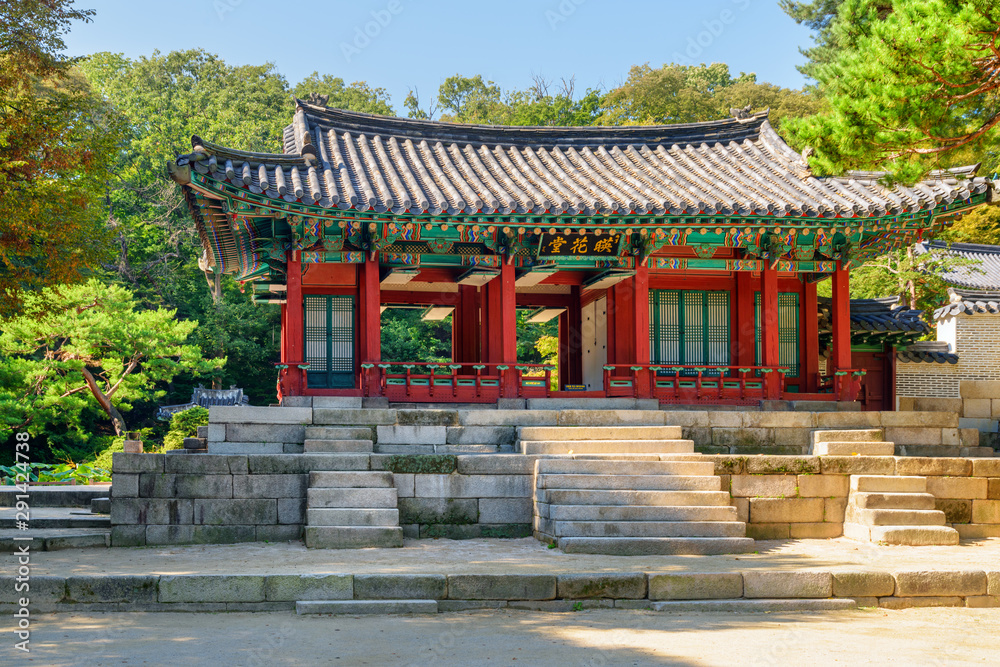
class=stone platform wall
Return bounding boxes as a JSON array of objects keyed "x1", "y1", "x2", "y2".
[
  {"x1": 203, "y1": 406, "x2": 984, "y2": 457},
  {"x1": 110, "y1": 452, "x2": 1000, "y2": 546}
]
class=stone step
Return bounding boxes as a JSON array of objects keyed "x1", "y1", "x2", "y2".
[
  {"x1": 545, "y1": 504, "x2": 739, "y2": 523},
  {"x1": 296, "y1": 599, "x2": 437, "y2": 615},
  {"x1": 650, "y1": 599, "x2": 857, "y2": 613},
  {"x1": 551, "y1": 521, "x2": 747, "y2": 538},
  {"x1": 305, "y1": 426, "x2": 373, "y2": 440},
  {"x1": 850, "y1": 475, "x2": 927, "y2": 494},
  {"x1": 538, "y1": 489, "x2": 732, "y2": 506},
  {"x1": 811, "y1": 429, "x2": 883, "y2": 445},
  {"x1": 518, "y1": 425, "x2": 683, "y2": 441},
  {"x1": 851, "y1": 492, "x2": 937, "y2": 511},
  {"x1": 844, "y1": 506, "x2": 947, "y2": 527},
  {"x1": 307, "y1": 508, "x2": 399, "y2": 526},
  {"x1": 521, "y1": 440, "x2": 695, "y2": 455},
  {"x1": 557, "y1": 536, "x2": 755, "y2": 556},
  {"x1": 0, "y1": 515, "x2": 110, "y2": 529},
  {"x1": 303, "y1": 439, "x2": 374, "y2": 453},
  {"x1": 535, "y1": 459, "x2": 715, "y2": 476},
  {"x1": 811, "y1": 441, "x2": 895, "y2": 456},
  {"x1": 0, "y1": 529, "x2": 110, "y2": 551},
  {"x1": 303, "y1": 526, "x2": 404, "y2": 549},
  {"x1": 537, "y1": 474, "x2": 721, "y2": 491},
  {"x1": 307, "y1": 487, "x2": 398, "y2": 509},
  {"x1": 309, "y1": 471, "x2": 394, "y2": 488},
  {"x1": 844, "y1": 522, "x2": 960, "y2": 546}
]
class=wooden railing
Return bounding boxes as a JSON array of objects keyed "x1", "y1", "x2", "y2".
[
  {"x1": 601, "y1": 364, "x2": 792, "y2": 403},
  {"x1": 818, "y1": 368, "x2": 866, "y2": 402},
  {"x1": 361, "y1": 362, "x2": 555, "y2": 401}
]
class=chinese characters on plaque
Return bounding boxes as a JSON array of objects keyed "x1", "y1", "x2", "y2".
[{"x1": 539, "y1": 233, "x2": 621, "y2": 257}]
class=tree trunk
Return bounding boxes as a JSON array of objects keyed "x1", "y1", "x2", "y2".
[{"x1": 80, "y1": 366, "x2": 127, "y2": 436}]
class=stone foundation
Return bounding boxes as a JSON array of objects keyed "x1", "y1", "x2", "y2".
[{"x1": 110, "y1": 452, "x2": 1000, "y2": 546}]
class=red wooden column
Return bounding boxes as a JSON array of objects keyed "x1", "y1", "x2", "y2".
[
  {"x1": 285, "y1": 250, "x2": 305, "y2": 395},
  {"x1": 735, "y1": 272, "x2": 754, "y2": 365},
  {"x1": 498, "y1": 261, "x2": 518, "y2": 396},
  {"x1": 831, "y1": 261, "x2": 853, "y2": 400},
  {"x1": 802, "y1": 280, "x2": 820, "y2": 393},
  {"x1": 632, "y1": 265, "x2": 651, "y2": 397},
  {"x1": 453, "y1": 285, "x2": 479, "y2": 364},
  {"x1": 761, "y1": 262, "x2": 780, "y2": 399},
  {"x1": 360, "y1": 256, "x2": 381, "y2": 394}
]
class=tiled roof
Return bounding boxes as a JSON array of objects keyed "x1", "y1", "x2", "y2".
[
  {"x1": 934, "y1": 287, "x2": 1000, "y2": 319},
  {"x1": 818, "y1": 296, "x2": 930, "y2": 337},
  {"x1": 896, "y1": 341, "x2": 959, "y2": 364},
  {"x1": 916, "y1": 241, "x2": 1000, "y2": 291},
  {"x1": 174, "y1": 101, "x2": 991, "y2": 218}
]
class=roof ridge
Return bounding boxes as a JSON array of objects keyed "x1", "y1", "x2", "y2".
[{"x1": 293, "y1": 99, "x2": 770, "y2": 148}]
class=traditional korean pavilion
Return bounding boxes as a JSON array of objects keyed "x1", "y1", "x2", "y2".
[{"x1": 170, "y1": 100, "x2": 995, "y2": 407}]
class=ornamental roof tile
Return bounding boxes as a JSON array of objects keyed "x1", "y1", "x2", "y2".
[
  {"x1": 933, "y1": 286, "x2": 1000, "y2": 319},
  {"x1": 896, "y1": 341, "x2": 959, "y2": 364},
  {"x1": 173, "y1": 102, "x2": 992, "y2": 219},
  {"x1": 817, "y1": 296, "x2": 930, "y2": 336}
]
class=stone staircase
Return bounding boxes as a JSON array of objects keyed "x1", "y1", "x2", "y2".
[
  {"x1": 518, "y1": 425, "x2": 691, "y2": 455},
  {"x1": 304, "y1": 470, "x2": 403, "y2": 549},
  {"x1": 523, "y1": 425, "x2": 753, "y2": 555},
  {"x1": 843, "y1": 475, "x2": 959, "y2": 546},
  {"x1": 810, "y1": 429, "x2": 895, "y2": 456},
  {"x1": 303, "y1": 427, "x2": 374, "y2": 453}
]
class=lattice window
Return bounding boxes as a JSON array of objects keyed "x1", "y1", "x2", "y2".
[
  {"x1": 650, "y1": 290, "x2": 730, "y2": 374},
  {"x1": 754, "y1": 292, "x2": 800, "y2": 377},
  {"x1": 305, "y1": 295, "x2": 356, "y2": 388}
]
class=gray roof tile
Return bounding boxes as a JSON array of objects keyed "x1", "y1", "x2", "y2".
[{"x1": 176, "y1": 103, "x2": 992, "y2": 218}]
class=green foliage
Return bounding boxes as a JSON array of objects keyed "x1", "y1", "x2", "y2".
[
  {"x1": 835, "y1": 246, "x2": 983, "y2": 320},
  {"x1": 0, "y1": 461, "x2": 110, "y2": 485},
  {"x1": 0, "y1": 1, "x2": 123, "y2": 316},
  {"x1": 88, "y1": 436, "x2": 123, "y2": 472},
  {"x1": 938, "y1": 206, "x2": 1000, "y2": 245},
  {"x1": 291, "y1": 73, "x2": 394, "y2": 115},
  {"x1": 162, "y1": 406, "x2": 209, "y2": 451},
  {"x1": 785, "y1": 0, "x2": 1000, "y2": 178},
  {"x1": 381, "y1": 309, "x2": 452, "y2": 363},
  {"x1": 780, "y1": 0, "x2": 847, "y2": 81},
  {"x1": 0, "y1": 279, "x2": 222, "y2": 458}
]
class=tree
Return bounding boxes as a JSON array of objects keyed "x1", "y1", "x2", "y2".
[
  {"x1": 0, "y1": 1, "x2": 121, "y2": 316},
  {"x1": 598, "y1": 63, "x2": 822, "y2": 131},
  {"x1": 939, "y1": 205, "x2": 1000, "y2": 245},
  {"x1": 0, "y1": 280, "x2": 223, "y2": 452},
  {"x1": 785, "y1": 0, "x2": 1000, "y2": 179},
  {"x1": 780, "y1": 0, "x2": 848, "y2": 80},
  {"x1": 292, "y1": 73, "x2": 393, "y2": 115},
  {"x1": 830, "y1": 246, "x2": 981, "y2": 317}
]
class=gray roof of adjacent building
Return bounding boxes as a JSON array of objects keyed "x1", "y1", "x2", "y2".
[{"x1": 915, "y1": 241, "x2": 1000, "y2": 291}]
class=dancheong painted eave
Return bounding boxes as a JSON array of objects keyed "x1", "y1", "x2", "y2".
[{"x1": 171, "y1": 101, "x2": 993, "y2": 220}]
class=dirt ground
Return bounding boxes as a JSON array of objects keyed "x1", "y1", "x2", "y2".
[
  {"x1": 27, "y1": 536, "x2": 1000, "y2": 577},
  {"x1": 16, "y1": 607, "x2": 1000, "y2": 666}
]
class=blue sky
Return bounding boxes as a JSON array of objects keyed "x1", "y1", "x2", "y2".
[{"x1": 64, "y1": 0, "x2": 815, "y2": 112}]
